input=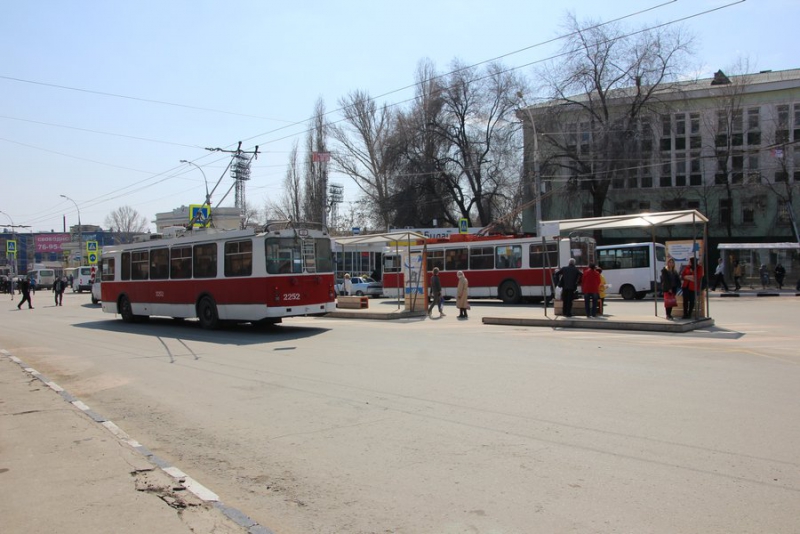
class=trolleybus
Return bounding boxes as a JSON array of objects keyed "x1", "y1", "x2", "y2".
[
  {"x1": 382, "y1": 234, "x2": 595, "y2": 303},
  {"x1": 596, "y1": 242, "x2": 666, "y2": 300},
  {"x1": 99, "y1": 222, "x2": 336, "y2": 328}
]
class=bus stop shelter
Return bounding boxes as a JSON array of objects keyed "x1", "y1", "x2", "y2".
[
  {"x1": 334, "y1": 231, "x2": 428, "y2": 310},
  {"x1": 540, "y1": 209, "x2": 710, "y2": 318}
]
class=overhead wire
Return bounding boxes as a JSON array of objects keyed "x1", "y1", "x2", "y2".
[{"x1": 6, "y1": 0, "x2": 744, "y2": 228}]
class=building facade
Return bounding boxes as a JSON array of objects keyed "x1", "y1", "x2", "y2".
[{"x1": 519, "y1": 68, "x2": 800, "y2": 250}]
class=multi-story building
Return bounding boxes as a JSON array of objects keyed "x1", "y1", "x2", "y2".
[{"x1": 519, "y1": 68, "x2": 800, "y2": 251}]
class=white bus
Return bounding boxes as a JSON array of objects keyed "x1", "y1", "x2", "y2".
[
  {"x1": 596, "y1": 242, "x2": 666, "y2": 300},
  {"x1": 28, "y1": 269, "x2": 56, "y2": 290}
]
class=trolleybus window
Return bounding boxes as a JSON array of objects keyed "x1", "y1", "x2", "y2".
[
  {"x1": 314, "y1": 238, "x2": 333, "y2": 272},
  {"x1": 427, "y1": 249, "x2": 445, "y2": 271},
  {"x1": 170, "y1": 246, "x2": 192, "y2": 279},
  {"x1": 101, "y1": 258, "x2": 115, "y2": 282},
  {"x1": 121, "y1": 252, "x2": 131, "y2": 280},
  {"x1": 446, "y1": 248, "x2": 468, "y2": 271},
  {"x1": 496, "y1": 245, "x2": 522, "y2": 269},
  {"x1": 225, "y1": 239, "x2": 253, "y2": 277},
  {"x1": 150, "y1": 248, "x2": 169, "y2": 280},
  {"x1": 529, "y1": 243, "x2": 558, "y2": 268},
  {"x1": 193, "y1": 243, "x2": 217, "y2": 278},
  {"x1": 470, "y1": 246, "x2": 495, "y2": 270},
  {"x1": 131, "y1": 251, "x2": 149, "y2": 280}
]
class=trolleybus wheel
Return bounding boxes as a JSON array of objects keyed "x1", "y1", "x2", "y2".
[
  {"x1": 499, "y1": 280, "x2": 522, "y2": 304},
  {"x1": 620, "y1": 284, "x2": 637, "y2": 301},
  {"x1": 197, "y1": 297, "x2": 220, "y2": 330},
  {"x1": 119, "y1": 296, "x2": 135, "y2": 323}
]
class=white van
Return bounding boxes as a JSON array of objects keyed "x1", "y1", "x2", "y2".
[
  {"x1": 29, "y1": 269, "x2": 56, "y2": 290},
  {"x1": 72, "y1": 266, "x2": 96, "y2": 293}
]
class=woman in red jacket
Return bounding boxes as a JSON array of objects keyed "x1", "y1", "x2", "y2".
[
  {"x1": 680, "y1": 257, "x2": 704, "y2": 319},
  {"x1": 582, "y1": 263, "x2": 602, "y2": 318}
]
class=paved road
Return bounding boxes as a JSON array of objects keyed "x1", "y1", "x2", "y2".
[{"x1": 2, "y1": 292, "x2": 799, "y2": 533}]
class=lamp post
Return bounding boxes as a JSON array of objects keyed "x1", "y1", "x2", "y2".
[
  {"x1": 180, "y1": 160, "x2": 212, "y2": 223},
  {"x1": 60, "y1": 195, "x2": 83, "y2": 266},
  {"x1": 517, "y1": 92, "x2": 542, "y2": 235}
]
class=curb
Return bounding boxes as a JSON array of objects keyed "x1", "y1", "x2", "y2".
[{"x1": 2, "y1": 350, "x2": 275, "y2": 534}]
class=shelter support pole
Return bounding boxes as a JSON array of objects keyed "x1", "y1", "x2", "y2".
[{"x1": 652, "y1": 225, "x2": 658, "y2": 317}]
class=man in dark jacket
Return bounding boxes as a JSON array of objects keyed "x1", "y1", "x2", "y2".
[
  {"x1": 427, "y1": 267, "x2": 444, "y2": 318},
  {"x1": 17, "y1": 277, "x2": 33, "y2": 310},
  {"x1": 53, "y1": 276, "x2": 67, "y2": 306},
  {"x1": 555, "y1": 258, "x2": 582, "y2": 317}
]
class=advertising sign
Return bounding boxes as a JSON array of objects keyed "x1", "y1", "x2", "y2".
[
  {"x1": 666, "y1": 240, "x2": 704, "y2": 269},
  {"x1": 35, "y1": 234, "x2": 71, "y2": 253}
]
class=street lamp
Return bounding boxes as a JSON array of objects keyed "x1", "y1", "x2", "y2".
[
  {"x1": 517, "y1": 91, "x2": 543, "y2": 235},
  {"x1": 180, "y1": 160, "x2": 212, "y2": 226},
  {"x1": 60, "y1": 195, "x2": 83, "y2": 266}
]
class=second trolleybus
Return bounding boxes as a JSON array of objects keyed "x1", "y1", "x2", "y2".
[
  {"x1": 99, "y1": 222, "x2": 336, "y2": 329},
  {"x1": 382, "y1": 233, "x2": 596, "y2": 304}
]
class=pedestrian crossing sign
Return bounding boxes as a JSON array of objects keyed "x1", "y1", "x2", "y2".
[
  {"x1": 86, "y1": 241, "x2": 98, "y2": 253},
  {"x1": 459, "y1": 218, "x2": 469, "y2": 234},
  {"x1": 189, "y1": 204, "x2": 211, "y2": 227},
  {"x1": 6, "y1": 240, "x2": 16, "y2": 254}
]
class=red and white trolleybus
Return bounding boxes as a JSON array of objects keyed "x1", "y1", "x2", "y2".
[
  {"x1": 99, "y1": 222, "x2": 336, "y2": 328},
  {"x1": 382, "y1": 233, "x2": 596, "y2": 303}
]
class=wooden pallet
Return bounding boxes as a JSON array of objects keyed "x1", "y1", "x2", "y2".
[{"x1": 337, "y1": 296, "x2": 369, "y2": 309}]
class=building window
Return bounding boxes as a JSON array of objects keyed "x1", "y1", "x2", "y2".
[
  {"x1": 747, "y1": 108, "x2": 761, "y2": 145},
  {"x1": 581, "y1": 203, "x2": 594, "y2": 218},
  {"x1": 660, "y1": 175, "x2": 672, "y2": 187},
  {"x1": 639, "y1": 201, "x2": 651, "y2": 211},
  {"x1": 719, "y1": 198, "x2": 732, "y2": 226},
  {"x1": 687, "y1": 200, "x2": 700, "y2": 211},
  {"x1": 777, "y1": 105, "x2": 790, "y2": 144},
  {"x1": 778, "y1": 202, "x2": 791, "y2": 225},
  {"x1": 794, "y1": 104, "x2": 800, "y2": 142},
  {"x1": 742, "y1": 204, "x2": 755, "y2": 225}
]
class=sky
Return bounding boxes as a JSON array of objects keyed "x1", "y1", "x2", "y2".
[{"x1": 1, "y1": 0, "x2": 797, "y2": 233}]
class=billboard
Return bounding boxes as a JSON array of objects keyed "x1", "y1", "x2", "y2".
[{"x1": 35, "y1": 234, "x2": 71, "y2": 253}]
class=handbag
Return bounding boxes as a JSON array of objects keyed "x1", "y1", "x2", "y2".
[{"x1": 664, "y1": 292, "x2": 677, "y2": 308}]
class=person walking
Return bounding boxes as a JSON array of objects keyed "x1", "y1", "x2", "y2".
[
  {"x1": 456, "y1": 270, "x2": 469, "y2": 319},
  {"x1": 660, "y1": 257, "x2": 681, "y2": 320},
  {"x1": 581, "y1": 263, "x2": 601, "y2": 317},
  {"x1": 680, "y1": 257, "x2": 703, "y2": 319},
  {"x1": 53, "y1": 276, "x2": 67, "y2": 306},
  {"x1": 711, "y1": 258, "x2": 729, "y2": 292},
  {"x1": 733, "y1": 260, "x2": 743, "y2": 292},
  {"x1": 774, "y1": 263, "x2": 786, "y2": 290},
  {"x1": 759, "y1": 264, "x2": 769, "y2": 289},
  {"x1": 555, "y1": 258, "x2": 582, "y2": 318},
  {"x1": 16, "y1": 277, "x2": 33, "y2": 310},
  {"x1": 427, "y1": 267, "x2": 444, "y2": 318}
]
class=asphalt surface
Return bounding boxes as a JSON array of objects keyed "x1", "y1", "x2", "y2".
[{"x1": 1, "y1": 287, "x2": 798, "y2": 533}]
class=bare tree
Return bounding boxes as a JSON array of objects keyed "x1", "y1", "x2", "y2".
[
  {"x1": 330, "y1": 90, "x2": 396, "y2": 229},
  {"x1": 429, "y1": 60, "x2": 526, "y2": 226},
  {"x1": 267, "y1": 139, "x2": 303, "y2": 221},
  {"x1": 388, "y1": 59, "x2": 454, "y2": 227},
  {"x1": 303, "y1": 98, "x2": 329, "y2": 225},
  {"x1": 105, "y1": 206, "x2": 149, "y2": 244},
  {"x1": 536, "y1": 13, "x2": 693, "y2": 222}
]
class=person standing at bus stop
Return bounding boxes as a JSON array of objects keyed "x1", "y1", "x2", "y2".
[
  {"x1": 427, "y1": 267, "x2": 444, "y2": 318},
  {"x1": 581, "y1": 263, "x2": 601, "y2": 317},
  {"x1": 53, "y1": 276, "x2": 67, "y2": 306},
  {"x1": 555, "y1": 258, "x2": 582, "y2": 318},
  {"x1": 456, "y1": 270, "x2": 469, "y2": 319},
  {"x1": 660, "y1": 257, "x2": 680, "y2": 320},
  {"x1": 681, "y1": 257, "x2": 703, "y2": 319}
]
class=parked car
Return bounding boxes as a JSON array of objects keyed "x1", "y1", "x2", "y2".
[{"x1": 335, "y1": 276, "x2": 383, "y2": 297}]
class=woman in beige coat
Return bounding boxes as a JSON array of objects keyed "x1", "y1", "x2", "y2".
[{"x1": 456, "y1": 270, "x2": 469, "y2": 318}]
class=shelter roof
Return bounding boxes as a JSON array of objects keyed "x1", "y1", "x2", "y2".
[
  {"x1": 540, "y1": 210, "x2": 708, "y2": 235},
  {"x1": 718, "y1": 242, "x2": 800, "y2": 250},
  {"x1": 333, "y1": 231, "x2": 428, "y2": 246}
]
